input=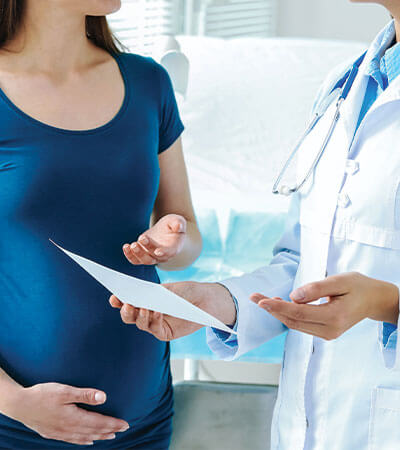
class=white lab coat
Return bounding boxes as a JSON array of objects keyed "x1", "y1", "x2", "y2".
[{"x1": 207, "y1": 22, "x2": 400, "y2": 450}]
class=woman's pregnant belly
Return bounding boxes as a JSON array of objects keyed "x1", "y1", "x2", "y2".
[{"x1": 0, "y1": 240, "x2": 171, "y2": 423}]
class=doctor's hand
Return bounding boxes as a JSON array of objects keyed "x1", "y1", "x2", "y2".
[
  {"x1": 123, "y1": 214, "x2": 186, "y2": 266},
  {"x1": 109, "y1": 282, "x2": 236, "y2": 341},
  {"x1": 252, "y1": 272, "x2": 399, "y2": 341},
  {"x1": 5, "y1": 383, "x2": 129, "y2": 446}
]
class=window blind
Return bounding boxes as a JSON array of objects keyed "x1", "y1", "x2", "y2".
[
  {"x1": 199, "y1": 0, "x2": 277, "y2": 38},
  {"x1": 107, "y1": 0, "x2": 277, "y2": 55},
  {"x1": 107, "y1": 0, "x2": 182, "y2": 54}
]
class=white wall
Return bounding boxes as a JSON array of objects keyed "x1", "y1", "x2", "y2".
[{"x1": 277, "y1": 0, "x2": 390, "y2": 43}]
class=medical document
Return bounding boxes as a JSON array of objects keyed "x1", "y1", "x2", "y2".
[{"x1": 51, "y1": 241, "x2": 236, "y2": 335}]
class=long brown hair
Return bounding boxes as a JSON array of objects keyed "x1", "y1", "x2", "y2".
[{"x1": 0, "y1": 0, "x2": 124, "y2": 53}]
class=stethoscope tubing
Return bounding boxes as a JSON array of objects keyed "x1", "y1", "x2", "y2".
[{"x1": 272, "y1": 52, "x2": 367, "y2": 196}]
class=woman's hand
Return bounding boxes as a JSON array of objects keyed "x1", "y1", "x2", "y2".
[
  {"x1": 109, "y1": 282, "x2": 236, "y2": 341},
  {"x1": 123, "y1": 214, "x2": 187, "y2": 266},
  {"x1": 6, "y1": 383, "x2": 129, "y2": 446},
  {"x1": 252, "y1": 272, "x2": 399, "y2": 341}
]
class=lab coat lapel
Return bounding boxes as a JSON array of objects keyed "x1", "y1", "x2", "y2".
[
  {"x1": 340, "y1": 69, "x2": 369, "y2": 147},
  {"x1": 339, "y1": 20, "x2": 396, "y2": 147},
  {"x1": 364, "y1": 75, "x2": 400, "y2": 115}
]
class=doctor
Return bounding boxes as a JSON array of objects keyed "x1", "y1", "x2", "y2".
[{"x1": 111, "y1": 0, "x2": 400, "y2": 448}]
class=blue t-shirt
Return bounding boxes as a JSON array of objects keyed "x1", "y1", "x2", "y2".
[{"x1": 0, "y1": 52, "x2": 184, "y2": 449}]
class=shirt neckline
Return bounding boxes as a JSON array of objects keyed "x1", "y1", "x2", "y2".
[{"x1": 0, "y1": 51, "x2": 130, "y2": 136}]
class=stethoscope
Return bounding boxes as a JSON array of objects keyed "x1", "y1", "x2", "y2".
[{"x1": 272, "y1": 52, "x2": 367, "y2": 196}]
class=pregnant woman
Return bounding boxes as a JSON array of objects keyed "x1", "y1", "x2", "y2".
[
  {"x1": 111, "y1": 1, "x2": 400, "y2": 450},
  {"x1": 0, "y1": 0, "x2": 201, "y2": 448}
]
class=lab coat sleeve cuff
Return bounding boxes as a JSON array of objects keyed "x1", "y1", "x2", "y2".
[
  {"x1": 378, "y1": 285, "x2": 400, "y2": 370},
  {"x1": 210, "y1": 295, "x2": 239, "y2": 347},
  {"x1": 206, "y1": 278, "x2": 249, "y2": 361},
  {"x1": 206, "y1": 275, "x2": 287, "y2": 361}
]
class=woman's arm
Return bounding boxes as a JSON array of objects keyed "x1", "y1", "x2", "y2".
[
  {"x1": 152, "y1": 137, "x2": 202, "y2": 270},
  {"x1": 0, "y1": 367, "x2": 24, "y2": 416},
  {"x1": 111, "y1": 194, "x2": 302, "y2": 360},
  {"x1": 124, "y1": 137, "x2": 202, "y2": 271}
]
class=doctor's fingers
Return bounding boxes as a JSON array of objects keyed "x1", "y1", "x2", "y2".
[
  {"x1": 120, "y1": 304, "x2": 140, "y2": 324},
  {"x1": 147, "y1": 312, "x2": 169, "y2": 340},
  {"x1": 255, "y1": 296, "x2": 333, "y2": 324},
  {"x1": 135, "y1": 308, "x2": 157, "y2": 331},
  {"x1": 258, "y1": 304, "x2": 341, "y2": 340},
  {"x1": 290, "y1": 275, "x2": 351, "y2": 304},
  {"x1": 259, "y1": 302, "x2": 347, "y2": 340},
  {"x1": 282, "y1": 319, "x2": 340, "y2": 341},
  {"x1": 109, "y1": 295, "x2": 123, "y2": 308}
]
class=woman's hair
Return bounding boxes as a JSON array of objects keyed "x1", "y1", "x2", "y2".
[{"x1": 0, "y1": 0, "x2": 124, "y2": 53}]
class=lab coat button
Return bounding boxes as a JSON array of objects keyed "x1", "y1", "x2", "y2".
[
  {"x1": 345, "y1": 159, "x2": 359, "y2": 175},
  {"x1": 337, "y1": 192, "x2": 351, "y2": 208}
]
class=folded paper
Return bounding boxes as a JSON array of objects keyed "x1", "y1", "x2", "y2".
[{"x1": 51, "y1": 241, "x2": 236, "y2": 335}]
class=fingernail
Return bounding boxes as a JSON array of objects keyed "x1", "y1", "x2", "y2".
[
  {"x1": 105, "y1": 434, "x2": 116, "y2": 439},
  {"x1": 291, "y1": 288, "x2": 305, "y2": 301},
  {"x1": 132, "y1": 244, "x2": 140, "y2": 253},
  {"x1": 139, "y1": 236, "x2": 148, "y2": 245},
  {"x1": 120, "y1": 425, "x2": 129, "y2": 432},
  {"x1": 155, "y1": 249, "x2": 164, "y2": 256},
  {"x1": 95, "y1": 392, "x2": 106, "y2": 403}
]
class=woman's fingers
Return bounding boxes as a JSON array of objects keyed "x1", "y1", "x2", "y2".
[
  {"x1": 73, "y1": 409, "x2": 129, "y2": 434},
  {"x1": 123, "y1": 244, "x2": 142, "y2": 265},
  {"x1": 129, "y1": 242, "x2": 157, "y2": 265},
  {"x1": 138, "y1": 235, "x2": 158, "y2": 254},
  {"x1": 136, "y1": 236, "x2": 173, "y2": 262},
  {"x1": 123, "y1": 236, "x2": 175, "y2": 266},
  {"x1": 168, "y1": 215, "x2": 187, "y2": 234}
]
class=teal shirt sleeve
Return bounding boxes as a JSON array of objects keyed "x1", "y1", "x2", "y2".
[{"x1": 156, "y1": 63, "x2": 185, "y2": 153}]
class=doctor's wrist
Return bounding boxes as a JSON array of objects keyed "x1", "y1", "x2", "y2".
[
  {"x1": 367, "y1": 279, "x2": 399, "y2": 325},
  {"x1": 201, "y1": 283, "x2": 237, "y2": 327}
]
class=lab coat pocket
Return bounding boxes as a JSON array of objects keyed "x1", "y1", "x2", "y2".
[{"x1": 368, "y1": 386, "x2": 400, "y2": 450}]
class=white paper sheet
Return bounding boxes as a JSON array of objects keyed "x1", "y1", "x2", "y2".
[{"x1": 51, "y1": 241, "x2": 236, "y2": 335}]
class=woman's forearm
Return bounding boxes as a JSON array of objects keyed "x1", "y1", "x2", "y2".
[
  {"x1": 0, "y1": 367, "x2": 23, "y2": 419},
  {"x1": 157, "y1": 219, "x2": 202, "y2": 271}
]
